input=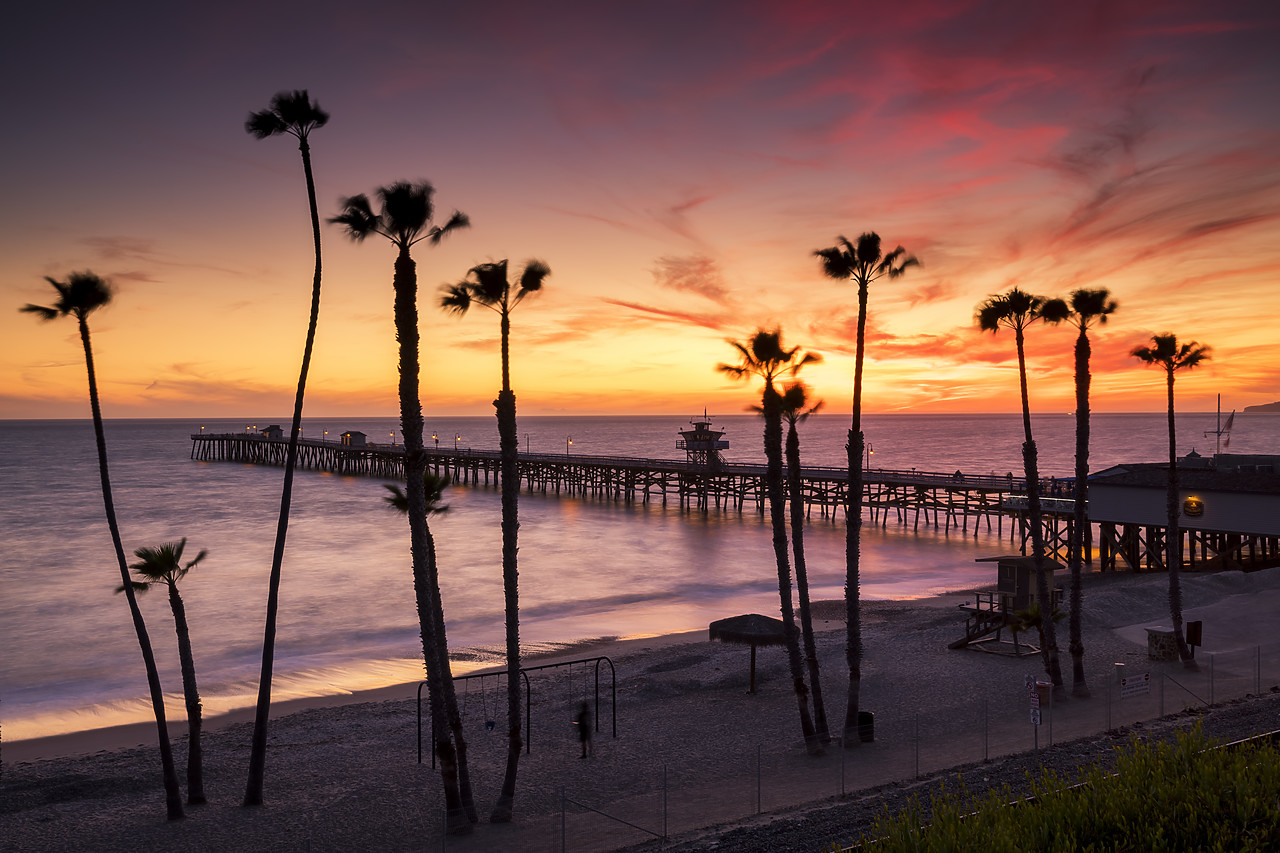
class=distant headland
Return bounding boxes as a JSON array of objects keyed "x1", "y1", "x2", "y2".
[{"x1": 1244, "y1": 401, "x2": 1280, "y2": 413}]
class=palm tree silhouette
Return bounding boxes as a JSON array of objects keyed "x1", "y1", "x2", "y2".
[
  {"x1": 976, "y1": 288, "x2": 1064, "y2": 687},
  {"x1": 1049, "y1": 288, "x2": 1118, "y2": 696},
  {"x1": 719, "y1": 329, "x2": 823, "y2": 755},
  {"x1": 779, "y1": 381, "x2": 829, "y2": 742},
  {"x1": 242, "y1": 89, "x2": 329, "y2": 807},
  {"x1": 21, "y1": 272, "x2": 183, "y2": 820},
  {"x1": 330, "y1": 180, "x2": 474, "y2": 833},
  {"x1": 814, "y1": 233, "x2": 917, "y2": 744},
  {"x1": 1131, "y1": 333, "x2": 1210, "y2": 666},
  {"x1": 120, "y1": 539, "x2": 209, "y2": 805},
  {"x1": 441, "y1": 258, "x2": 550, "y2": 822}
]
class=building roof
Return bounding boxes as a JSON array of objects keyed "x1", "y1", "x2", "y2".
[{"x1": 1091, "y1": 463, "x2": 1280, "y2": 495}]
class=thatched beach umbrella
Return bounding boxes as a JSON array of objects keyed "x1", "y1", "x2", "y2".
[{"x1": 709, "y1": 613, "x2": 787, "y2": 694}]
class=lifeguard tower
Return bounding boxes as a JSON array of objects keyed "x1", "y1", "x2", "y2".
[
  {"x1": 677, "y1": 413, "x2": 728, "y2": 471},
  {"x1": 949, "y1": 555, "x2": 1064, "y2": 655}
]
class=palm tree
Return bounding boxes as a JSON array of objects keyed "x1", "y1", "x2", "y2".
[
  {"x1": 21, "y1": 272, "x2": 184, "y2": 820},
  {"x1": 976, "y1": 288, "x2": 1064, "y2": 687},
  {"x1": 719, "y1": 329, "x2": 823, "y2": 755},
  {"x1": 1051, "y1": 288, "x2": 1118, "y2": 697},
  {"x1": 814, "y1": 233, "x2": 917, "y2": 745},
  {"x1": 242, "y1": 89, "x2": 329, "y2": 807},
  {"x1": 330, "y1": 180, "x2": 473, "y2": 833},
  {"x1": 382, "y1": 470, "x2": 477, "y2": 823},
  {"x1": 120, "y1": 539, "x2": 209, "y2": 805},
  {"x1": 779, "y1": 381, "x2": 829, "y2": 742},
  {"x1": 1131, "y1": 333, "x2": 1210, "y2": 666},
  {"x1": 441, "y1": 258, "x2": 549, "y2": 822}
]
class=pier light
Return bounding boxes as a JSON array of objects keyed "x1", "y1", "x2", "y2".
[
  {"x1": 455, "y1": 434, "x2": 461, "y2": 452},
  {"x1": 566, "y1": 436, "x2": 573, "y2": 456},
  {"x1": 390, "y1": 431, "x2": 395, "y2": 446},
  {"x1": 865, "y1": 442, "x2": 874, "y2": 470},
  {"x1": 432, "y1": 432, "x2": 438, "y2": 451},
  {"x1": 324, "y1": 430, "x2": 329, "y2": 442}
]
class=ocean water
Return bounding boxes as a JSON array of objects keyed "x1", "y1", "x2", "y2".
[{"x1": 1, "y1": 410, "x2": 1275, "y2": 741}]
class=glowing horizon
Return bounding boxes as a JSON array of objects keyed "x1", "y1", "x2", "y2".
[{"x1": 3, "y1": 3, "x2": 1278, "y2": 420}]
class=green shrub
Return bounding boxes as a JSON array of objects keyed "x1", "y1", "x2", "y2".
[{"x1": 846, "y1": 727, "x2": 1280, "y2": 852}]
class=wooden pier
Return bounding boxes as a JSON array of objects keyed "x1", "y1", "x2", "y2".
[
  {"x1": 190, "y1": 432, "x2": 1021, "y2": 537},
  {"x1": 190, "y1": 432, "x2": 1280, "y2": 573}
]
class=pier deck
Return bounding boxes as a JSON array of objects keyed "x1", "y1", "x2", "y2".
[{"x1": 189, "y1": 433, "x2": 1279, "y2": 572}]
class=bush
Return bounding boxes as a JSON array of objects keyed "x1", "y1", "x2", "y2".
[{"x1": 850, "y1": 727, "x2": 1280, "y2": 852}]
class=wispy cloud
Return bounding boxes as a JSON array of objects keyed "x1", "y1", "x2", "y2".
[{"x1": 651, "y1": 255, "x2": 729, "y2": 302}]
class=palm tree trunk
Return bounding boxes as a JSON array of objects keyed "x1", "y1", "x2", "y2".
[
  {"x1": 1068, "y1": 328, "x2": 1090, "y2": 696},
  {"x1": 80, "y1": 316, "x2": 183, "y2": 820},
  {"x1": 491, "y1": 385, "x2": 523, "y2": 821},
  {"x1": 425, "y1": 524, "x2": 476, "y2": 824},
  {"x1": 245, "y1": 136, "x2": 324, "y2": 807},
  {"x1": 786, "y1": 421, "x2": 828, "y2": 741},
  {"x1": 763, "y1": 390, "x2": 820, "y2": 755},
  {"x1": 1015, "y1": 327, "x2": 1063, "y2": 687},
  {"x1": 393, "y1": 246, "x2": 470, "y2": 834},
  {"x1": 168, "y1": 585, "x2": 205, "y2": 804},
  {"x1": 844, "y1": 278, "x2": 868, "y2": 746},
  {"x1": 1165, "y1": 369, "x2": 1193, "y2": 664}
]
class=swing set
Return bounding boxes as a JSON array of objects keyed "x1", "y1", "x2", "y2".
[{"x1": 418, "y1": 655, "x2": 617, "y2": 765}]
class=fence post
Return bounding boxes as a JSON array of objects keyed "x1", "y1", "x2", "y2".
[
  {"x1": 914, "y1": 714, "x2": 920, "y2": 779},
  {"x1": 664, "y1": 763, "x2": 668, "y2": 841},
  {"x1": 1257, "y1": 646, "x2": 1262, "y2": 696},
  {"x1": 983, "y1": 699, "x2": 988, "y2": 762},
  {"x1": 561, "y1": 786, "x2": 567, "y2": 853},
  {"x1": 840, "y1": 734, "x2": 845, "y2": 796},
  {"x1": 747, "y1": 742, "x2": 757, "y2": 809},
  {"x1": 1160, "y1": 673, "x2": 1165, "y2": 717},
  {"x1": 1209, "y1": 653, "x2": 1215, "y2": 706}
]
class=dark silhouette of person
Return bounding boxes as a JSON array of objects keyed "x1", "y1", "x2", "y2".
[{"x1": 575, "y1": 701, "x2": 593, "y2": 758}]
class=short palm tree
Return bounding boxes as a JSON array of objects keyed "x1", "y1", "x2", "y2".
[
  {"x1": 814, "y1": 233, "x2": 917, "y2": 744},
  {"x1": 1131, "y1": 333, "x2": 1210, "y2": 666},
  {"x1": 330, "y1": 180, "x2": 474, "y2": 833},
  {"x1": 242, "y1": 89, "x2": 329, "y2": 807},
  {"x1": 976, "y1": 288, "x2": 1064, "y2": 687},
  {"x1": 719, "y1": 329, "x2": 823, "y2": 755},
  {"x1": 21, "y1": 272, "x2": 183, "y2": 820},
  {"x1": 779, "y1": 381, "x2": 829, "y2": 741},
  {"x1": 441, "y1": 258, "x2": 550, "y2": 822},
  {"x1": 120, "y1": 539, "x2": 209, "y2": 805},
  {"x1": 1050, "y1": 288, "x2": 1118, "y2": 696}
]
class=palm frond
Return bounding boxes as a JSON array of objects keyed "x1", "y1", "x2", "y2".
[
  {"x1": 439, "y1": 282, "x2": 473, "y2": 315},
  {"x1": 429, "y1": 210, "x2": 471, "y2": 245},
  {"x1": 517, "y1": 259, "x2": 551, "y2": 301},
  {"x1": 328, "y1": 194, "x2": 379, "y2": 240},
  {"x1": 19, "y1": 303, "x2": 59, "y2": 321}
]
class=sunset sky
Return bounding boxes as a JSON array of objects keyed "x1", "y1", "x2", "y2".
[{"x1": 3, "y1": 1, "x2": 1278, "y2": 419}]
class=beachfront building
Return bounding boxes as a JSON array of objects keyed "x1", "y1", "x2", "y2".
[
  {"x1": 1088, "y1": 454, "x2": 1280, "y2": 571},
  {"x1": 341, "y1": 430, "x2": 367, "y2": 448},
  {"x1": 261, "y1": 424, "x2": 284, "y2": 440}
]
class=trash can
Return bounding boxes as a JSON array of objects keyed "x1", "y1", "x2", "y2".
[{"x1": 858, "y1": 710, "x2": 875, "y2": 743}]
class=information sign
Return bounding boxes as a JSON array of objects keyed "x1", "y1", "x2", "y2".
[{"x1": 1120, "y1": 672, "x2": 1151, "y2": 699}]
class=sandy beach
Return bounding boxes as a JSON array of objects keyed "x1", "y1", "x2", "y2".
[{"x1": 5, "y1": 567, "x2": 1280, "y2": 852}]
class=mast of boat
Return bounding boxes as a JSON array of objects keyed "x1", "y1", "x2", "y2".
[{"x1": 1203, "y1": 393, "x2": 1236, "y2": 455}]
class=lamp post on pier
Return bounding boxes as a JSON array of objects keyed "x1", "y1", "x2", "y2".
[
  {"x1": 566, "y1": 436, "x2": 573, "y2": 456},
  {"x1": 432, "y1": 432, "x2": 438, "y2": 451},
  {"x1": 865, "y1": 442, "x2": 874, "y2": 470},
  {"x1": 455, "y1": 434, "x2": 461, "y2": 454}
]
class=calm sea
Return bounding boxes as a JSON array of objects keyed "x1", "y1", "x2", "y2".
[{"x1": 2, "y1": 411, "x2": 1275, "y2": 741}]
